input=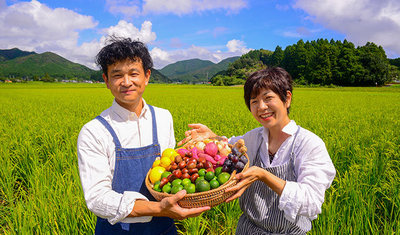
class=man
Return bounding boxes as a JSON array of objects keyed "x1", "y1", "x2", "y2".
[{"x1": 77, "y1": 37, "x2": 209, "y2": 234}]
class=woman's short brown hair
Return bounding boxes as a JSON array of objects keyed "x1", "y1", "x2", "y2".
[{"x1": 244, "y1": 67, "x2": 293, "y2": 113}]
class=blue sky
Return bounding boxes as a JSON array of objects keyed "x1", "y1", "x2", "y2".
[{"x1": 1, "y1": 0, "x2": 399, "y2": 69}]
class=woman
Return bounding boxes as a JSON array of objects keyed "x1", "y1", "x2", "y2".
[{"x1": 178, "y1": 67, "x2": 336, "y2": 234}]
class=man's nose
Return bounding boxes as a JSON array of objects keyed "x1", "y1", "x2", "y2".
[{"x1": 121, "y1": 75, "x2": 132, "y2": 86}]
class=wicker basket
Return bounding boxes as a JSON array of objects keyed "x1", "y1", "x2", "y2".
[{"x1": 145, "y1": 154, "x2": 249, "y2": 208}]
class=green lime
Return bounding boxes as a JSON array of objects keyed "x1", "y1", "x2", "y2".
[
  {"x1": 172, "y1": 179, "x2": 182, "y2": 187},
  {"x1": 198, "y1": 168, "x2": 206, "y2": 177},
  {"x1": 215, "y1": 167, "x2": 223, "y2": 176},
  {"x1": 205, "y1": 171, "x2": 215, "y2": 181},
  {"x1": 182, "y1": 178, "x2": 191, "y2": 187},
  {"x1": 153, "y1": 181, "x2": 162, "y2": 192},
  {"x1": 161, "y1": 171, "x2": 172, "y2": 179},
  {"x1": 162, "y1": 184, "x2": 172, "y2": 193},
  {"x1": 196, "y1": 179, "x2": 211, "y2": 192},
  {"x1": 217, "y1": 172, "x2": 231, "y2": 185},
  {"x1": 171, "y1": 184, "x2": 184, "y2": 194},
  {"x1": 195, "y1": 176, "x2": 205, "y2": 184},
  {"x1": 184, "y1": 183, "x2": 196, "y2": 194},
  {"x1": 210, "y1": 179, "x2": 220, "y2": 189},
  {"x1": 212, "y1": 176, "x2": 217, "y2": 181}
]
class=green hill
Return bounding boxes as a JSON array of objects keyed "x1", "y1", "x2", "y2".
[
  {"x1": 0, "y1": 51, "x2": 94, "y2": 79},
  {"x1": 0, "y1": 49, "x2": 171, "y2": 83},
  {"x1": 149, "y1": 68, "x2": 172, "y2": 83},
  {"x1": 159, "y1": 57, "x2": 239, "y2": 83},
  {"x1": 0, "y1": 48, "x2": 36, "y2": 61}
]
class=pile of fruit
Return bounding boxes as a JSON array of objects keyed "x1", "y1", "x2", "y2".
[{"x1": 149, "y1": 138, "x2": 248, "y2": 194}]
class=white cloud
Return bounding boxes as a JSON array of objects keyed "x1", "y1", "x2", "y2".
[
  {"x1": 294, "y1": 0, "x2": 400, "y2": 56},
  {"x1": 0, "y1": 0, "x2": 158, "y2": 69},
  {"x1": 226, "y1": 39, "x2": 251, "y2": 54},
  {"x1": 105, "y1": 0, "x2": 247, "y2": 17},
  {"x1": 105, "y1": 0, "x2": 141, "y2": 18},
  {"x1": 71, "y1": 20, "x2": 157, "y2": 68},
  {"x1": 0, "y1": 0, "x2": 98, "y2": 65},
  {"x1": 151, "y1": 40, "x2": 250, "y2": 69},
  {"x1": 103, "y1": 20, "x2": 156, "y2": 43}
]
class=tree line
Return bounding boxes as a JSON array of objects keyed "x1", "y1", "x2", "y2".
[{"x1": 211, "y1": 39, "x2": 400, "y2": 86}]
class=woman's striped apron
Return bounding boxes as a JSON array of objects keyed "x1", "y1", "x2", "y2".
[{"x1": 236, "y1": 127, "x2": 311, "y2": 234}]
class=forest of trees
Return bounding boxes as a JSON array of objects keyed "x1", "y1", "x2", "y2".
[{"x1": 212, "y1": 39, "x2": 400, "y2": 86}]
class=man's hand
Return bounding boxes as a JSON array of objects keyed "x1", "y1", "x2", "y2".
[
  {"x1": 159, "y1": 190, "x2": 210, "y2": 220},
  {"x1": 177, "y1": 123, "x2": 217, "y2": 147}
]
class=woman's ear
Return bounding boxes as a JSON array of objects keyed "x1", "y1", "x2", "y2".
[{"x1": 285, "y1": 90, "x2": 292, "y2": 109}]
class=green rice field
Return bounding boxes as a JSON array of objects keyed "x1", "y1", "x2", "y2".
[{"x1": 0, "y1": 82, "x2": 399, "y2": 234}]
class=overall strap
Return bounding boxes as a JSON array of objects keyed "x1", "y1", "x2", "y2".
[
  {"x1": 147, "y1": 105, "x2": 159, "y2": 145},
  {"x1": 95, "y1": 116, "x2": 122, "y2": 149}
]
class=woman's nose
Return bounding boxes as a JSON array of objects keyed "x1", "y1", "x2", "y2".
[{"x1": 258, "y1": 100, "x2": 268, "y2": 110}]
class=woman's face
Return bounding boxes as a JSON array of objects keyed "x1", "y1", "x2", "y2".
[{"x1": 249, "y1": 88, "x2": 291, "y2": 130}]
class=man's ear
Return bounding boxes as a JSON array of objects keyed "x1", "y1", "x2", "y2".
[
  {"x1": 102, "y1": 73, "x2": 110, "y2": 89},
  {"x1": 145, "y1": 69, "x2": 151, "y2": 86}
]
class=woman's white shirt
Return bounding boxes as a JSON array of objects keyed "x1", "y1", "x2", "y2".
[{"x1": 229, "y1": 120, "x2": 336, "y2": 222}]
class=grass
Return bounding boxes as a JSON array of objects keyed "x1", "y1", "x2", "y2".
[{"x1": 0, "y1": 82, "x2": 399, "y2": 234}]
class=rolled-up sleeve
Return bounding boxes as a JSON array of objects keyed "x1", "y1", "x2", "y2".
[
  {"x1": 77, "y1": 125, "x2": 152, "y2": 225},
  {"x1": 278, "y1": 137, "x2": 336, "y2": 222}
]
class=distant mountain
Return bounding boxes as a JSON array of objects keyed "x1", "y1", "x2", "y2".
[
  {"x1": 0, "y1": 48, "x2": 36, "y2": 61},
  {"x1": 150, "y1": 68, "x2": 172, "y2": 83},
  {"x1": 0, "y1": 48, "x2": 171, "y2": 83},
  {"x1": 159, "y1": 57, "x2": 240, "y2": 83},
  {"x1": 0, "y1": 51, "x2": 94, "y2": 79}
]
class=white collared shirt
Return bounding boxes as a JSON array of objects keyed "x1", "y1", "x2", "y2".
[
  {"x1": 77, "y1": 99, "x2": 175, "y2": 225},
  {"x1": 230, "y1": 120, "x2": 336, "y2": 222}
]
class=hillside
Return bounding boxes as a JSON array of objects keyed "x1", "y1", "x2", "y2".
[
  {"x1": 0, "y1": 49, "x2": 171, "y2": 83},
  {"x1": 150, "y1": 68, "x2": 172, "y2": 83},
  {"x1": 0, "y1": 48, "x2": 36, "y2": 61},
  {"x1": 159, "y1": 57, "x2": 239, "y2": 83},
  {"x1": 0, "y1": 51, "x2": 94, "y2": 79}
]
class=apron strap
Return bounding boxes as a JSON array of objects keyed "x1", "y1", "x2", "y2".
[
  {"x1": 95, "y1": 116, "x2": 122, "y2": 149},
  {"x1": 147, "y1": 105, "x2": 159, "y2": 145}
]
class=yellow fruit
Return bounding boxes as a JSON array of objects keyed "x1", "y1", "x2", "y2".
[
  {"x1": 152, "y1": 159, "x2": 161, "y2": 168},
  {"x1": 160, "y1": 157, "x2": 172, "y2": 168},
  {"x1": 150, "y1": 166, "x2": 165, "y2": 184},
  {"x1": 170, "y1": 152, "x2": 179, "y2": 162},
  {"x1": 162, "y1": 148, "x2": 178, "y2": 160}
]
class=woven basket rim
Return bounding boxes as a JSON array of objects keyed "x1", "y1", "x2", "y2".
[{"x1": 146, "y1": 153, "x2": 249, "y2": 199}]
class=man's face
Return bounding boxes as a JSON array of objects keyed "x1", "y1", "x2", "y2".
[{"x1": 103, "y1": 58, "x2": 150, "y2": 111}]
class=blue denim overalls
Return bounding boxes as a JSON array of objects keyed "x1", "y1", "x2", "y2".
[{"x1": 94, "y1": 105, "x2": 177, "y2": 235}]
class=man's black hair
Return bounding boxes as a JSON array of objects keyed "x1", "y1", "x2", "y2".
[{"x1": 95, "y1": 36, "x2": 153, "y2": 76}]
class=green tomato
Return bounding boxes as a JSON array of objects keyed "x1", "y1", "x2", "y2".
[{"x1": 198, "y1": 169, "x2": 206, "y2": 177}]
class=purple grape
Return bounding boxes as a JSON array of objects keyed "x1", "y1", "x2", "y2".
[
  {"x1": 228, "y1": 153, "x2": 234, "y2": 160},
  {"x1": 231, "y1": 155, "x2": 239, "y2": 164},
  {"x1": 223, "y1": 159, "x2": 232, "y2": 167},
  {"x1": 239, "y1": 155, "x2": 248, "y2": 164},
  {"x1": 221, "y1": 165, "x2": 230, "y2": 173},
  {"x1": 231, "y1": 148, "x2": 239, "y2": 156},
  {"x1": 235, "y1": 162, "x2": 245, "y2": 172}
]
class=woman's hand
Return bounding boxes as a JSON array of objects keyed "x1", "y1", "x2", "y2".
[
  {"x1": 159, "y1": 190, "x2": 210, "y2": 220},
  {"x1": 225, "y1": 165, "x2": 287, "y2": 202},
  {"x1": 177, "y1": 123, "x2": 217, "y2": 147},
  {"x1": 224, "y1": 166, "x2": 263, "y2": 202}
]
